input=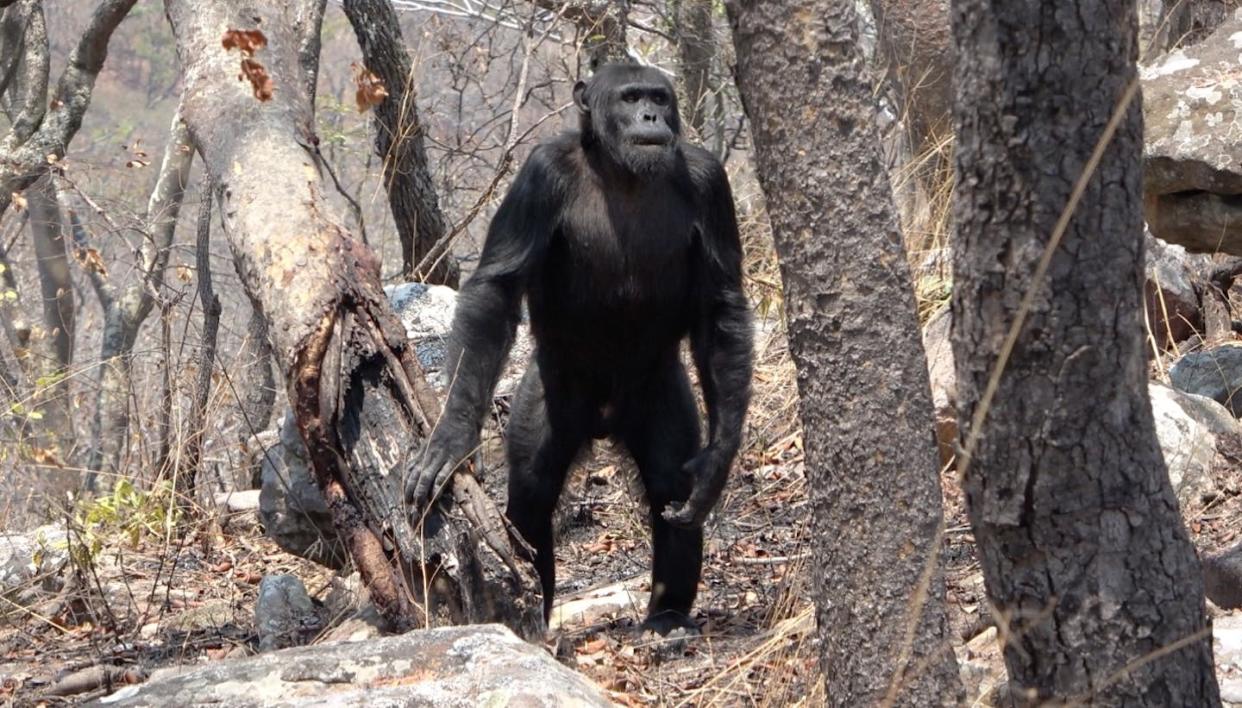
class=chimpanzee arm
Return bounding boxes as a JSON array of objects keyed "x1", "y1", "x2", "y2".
[
  {"x1": 407, "y1": 147, "x2": 562, "y2": 510},
  {"x1": 664, "y1": 152, "x2": 754, "y2": 528}
]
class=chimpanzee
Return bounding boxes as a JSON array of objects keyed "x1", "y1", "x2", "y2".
[{"x1": 407, "y1": 63, "x2": 753, "y2": 636}]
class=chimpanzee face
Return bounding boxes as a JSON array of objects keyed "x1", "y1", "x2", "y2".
[{"x1": 575, "y1": 64, "x2": 682, "y2": 176}]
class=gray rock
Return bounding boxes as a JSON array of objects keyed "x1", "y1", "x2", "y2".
[
  {"x1": 255, "y1": 575, "x2": 321, "y2": 652},
  {"x1": 1143, "y1": 12, "x2": 1242, "y2": 254},
  {"x1": 1145, "y1": 232, "x2": 1206, "y2": 346},
  {"x1": 1205, "y1": 540, "x2": 1242, "y2": 609},
  {"x1": 258, "y1": 415, "x2": 348, "y2": 569},
  {"x1": 1150, "y1": 383, "x2": 1220, "y2": 508},
  {"x1": 0, "y1": 524, "x2": 68, "y2": 605},
  {"x1": 91, "y1": 625, "x2": 610, "y2": 707},
  {"x1": 1169, "y1": 345, "x2": 1242, "y2": 415}
]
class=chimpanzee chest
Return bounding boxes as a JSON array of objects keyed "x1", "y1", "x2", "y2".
[{"x1": 530, "y1": 185, "x2": 699, "y2": 362}]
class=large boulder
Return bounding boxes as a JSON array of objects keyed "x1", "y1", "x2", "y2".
[
  {"x1": 1143, "y1": 11, "x2": 1242, "y2": 254},
  {"x1": 1150, "y1": 382, "x2": 1237, "y2": 510},
  {"x1": 91, "y1": 625, "x2": 610, "y2": 707}
]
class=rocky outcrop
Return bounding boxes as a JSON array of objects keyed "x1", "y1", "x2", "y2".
[
  {"x1": 91, "y1": 625, "x2": 610, "y2": 707},
  {"x1": 1143, "y1": 12, "x2": 1242, "y2": 254}
]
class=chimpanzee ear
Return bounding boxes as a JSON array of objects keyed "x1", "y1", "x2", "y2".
[{"x1": 573, "y1": 80, "x2": 590, "y2": 114}]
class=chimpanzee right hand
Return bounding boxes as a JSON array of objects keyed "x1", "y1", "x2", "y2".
[{"x1": 406, "y1": 423, "x2": 477, "y2": 516}]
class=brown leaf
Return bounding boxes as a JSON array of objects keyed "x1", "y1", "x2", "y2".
[
  {"x1": 74, "y1": 247, "x2": 108, "y2": 277},
  {"x1": 176, "y1": 264, "x2": 193, "y2": 283},
  {"x1": 351, "y1": 63, "x2": 388, "y2": 112},
  {"x1": 27, "y1": 447, "x2": 64, "y2": 467}
]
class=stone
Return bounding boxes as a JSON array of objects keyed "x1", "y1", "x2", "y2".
[
  {"x1": 0, "y1": 524, "x2": 68, "y2": 606},
  {"x1": 254, "y1": 575, "x2": 321, "y2": 652},
  {"x1": 1205, "y1": 540, "x2": 1242, "y2": 609},
  {"x1": 257, "y1": 413, "x2": 348, "y2": 569},
  {"x1": 1145, "y1": 232, "x2": 1205, "y2": 346},
  {"x1": 1149, "y1": 383, "x2": 1220, "y2": 507},
  {"x1": 91, "y1": 625, "x2": 611, "y2": 707},
  {"x1": 1169, "y1": 345, "x2": 1242, "y2": 415},
  {"x1": 549, "y1": 580, "x2": 649, "y2": 631},
  {"x1": 1143, "y1": 12, "x2": 1242, "y2": 254}
]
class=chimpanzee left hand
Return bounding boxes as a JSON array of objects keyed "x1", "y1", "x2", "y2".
[{"x1": 661, "y1": 446, "x2": 730, "y2": 528}]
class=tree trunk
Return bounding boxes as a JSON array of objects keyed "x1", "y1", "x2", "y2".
[
  {"x1": 25, "y1": 173, "x2": 75, "y2": 456},
  {"x1": 179, "y1": 186, "x2": 220, "y2": 510},
  {"x1": 80, "y1": 111, "x2": 193, "y2": 490},
  {"x1": 727, "y1": 1, "x2": 963, "y2": 704},
  {"x1": 673, "y1": 0, "x2": 715, "y2": 140},
  {"x1": 165, "y1": 0, "x2": 542, "y2": 638},
  {"x1": 342, "y1": 0, "x2": 457, "y2": 287},
  {"x1": 951, "y1": 1, "x2": 1220, "y2": 704}
]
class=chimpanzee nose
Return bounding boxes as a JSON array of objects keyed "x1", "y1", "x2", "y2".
[{"x1": 642, "y1": 111, "x2": 658, "y2": 123}]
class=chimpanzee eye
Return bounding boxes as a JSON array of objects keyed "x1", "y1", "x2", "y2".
[
  {"x1": 622, "y1": 90, "x2": 640, "y2": 103},
  {"x1": 651, "y1": 92, "x2": 669, "y2": 106}
]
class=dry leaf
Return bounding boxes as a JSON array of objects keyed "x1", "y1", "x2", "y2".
[
  {"x1": 351, "y1": 63, "x2": 388, "y2": 112},
  {"x1": 75, "y1": 247, "x2": 108, "y2": 277},
  {"x1": 222, "y1": 29, "x2": 274, "y2": 101},
  {"x1": 176, "y1": 264, "x2": 193, "y2": 283},
  {"x1": 10, "y1": 192, "x2": 26, "y2": 211}
]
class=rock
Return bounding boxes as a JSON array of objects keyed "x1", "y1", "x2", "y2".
[
  {"x1": 1170, "y1": 345, "x2": 1242, "y2": 415},
  {"x1": 921, "y1": 308, "x2": 957, "y2": 467},
  {"x1": 1220, "y1": 677, "x2": 1242, "y2": 705},
  {"x1": 0, "y1": 524, "x2": 68, "y2": 605},
  {"x1": 1150, "y1": 383, "x2": 1220, "y2": 507},
  {"x1": 385, "y1": 282, "x2": 533, "y2": 397},
  {"x1": 162, "y1": 599, "x2": 235, "y2": 633},
  {"x1": 254, "y1": 575, "x2": 321, "y2": 652},
  {"x1": 549, "y1": 580, "x2": 649, "y2": 631},
  {"x1": 1205, "y1": 540, "x2": 1242, "y2": 609},
  {"x1": 1143, "y1": 12, "x2": 1242, "y2": 254},
  {"x1": 92, "y1": 625, "x2": 611, "y2": 707},
  {"x1": 320, "y1": 604, "x2": 385, "y2": 644},
  {"x1": 257, "y1": 413, "x2": 348, "y2": 569},
  {"x1": 955, "y1": 626, "x2": 1005, "y2": 706},
  {"x1": 1145, "y1": 232, "x2": 1206, "y2": 346}
]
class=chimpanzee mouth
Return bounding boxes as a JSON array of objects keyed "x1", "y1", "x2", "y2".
[{"x1": 631, "y1": 134, "x2": 673, "y2": 147}]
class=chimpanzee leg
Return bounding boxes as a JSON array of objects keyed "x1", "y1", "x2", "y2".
[
  {"x1": 505, "y1": 362, "x2": 591, "y2": 619},
  {"x1": 618, "y1": 359, "x2": 703, "y2": 634}
]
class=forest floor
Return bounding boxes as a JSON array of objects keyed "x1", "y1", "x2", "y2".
[{"x1": 3, "y1": 318, "x2": 1242, "y2": 707}]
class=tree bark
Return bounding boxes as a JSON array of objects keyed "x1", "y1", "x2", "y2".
[
  {"x1": 951, "y1": 1, "x2": 1220, "y2": 704},
  {"x1": 25, "y1": 173, "x2": 76, "y2": 456},
  {"x1": 530, "y1": 0, "x2": 629, "y2": 67},
  {"x1": 165, "y1": 0, "x2": 542, "y2": 638},
  {"x1": 341, "y1": 0, "x2": 458, "y2": 287},
  {"x1": 727, "y1": 1, "x2": 963, "y2": 705},
  {"x1": 673, "y1": 0, "x2": 715, "y2": 140},
  {"x1": 179, "y1": 185, "x2": 220, "y2": 510},
  {"x1": 0, "y1": 0, "x2": 137, "y2": 219},
  {"x1": 77, "y1": 111, "x2": 194, "y2": 491}
]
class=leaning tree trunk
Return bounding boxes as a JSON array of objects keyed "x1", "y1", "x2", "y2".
[
  {"x1": 951, "y1": 0, "x2": 1220, "y2": 703},
  {"x1": 728, "y1": 1, "x2": 963, "y2": 705},
  {"x1": 165, "y1": 0, "x2": 542, "y2": 638},
  {"x1": 342, "y1": 0, "x2": 458, "y2": 287}
]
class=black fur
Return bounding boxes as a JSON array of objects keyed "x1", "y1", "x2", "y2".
[{"x1": 408, "y1": 64, "x2": 753, "y2": 634}]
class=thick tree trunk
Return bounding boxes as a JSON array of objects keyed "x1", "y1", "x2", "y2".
[
  {"x1": 951, "y1": 1, "x2": 1220, "y2": 704},
  {"x1": 728, "y1": 1, "x2": 963, "y2": 705},
  {"x1": 342, "y1": 0, "x2": 457, "y2": 287},
  {"x1": 165, "y1": 0, "x2": 542, "y2": 638}
]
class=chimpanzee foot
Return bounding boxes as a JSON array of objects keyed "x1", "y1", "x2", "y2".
[{"x1": 640, "y1": 610, "x2": 700, "y2": 638}]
